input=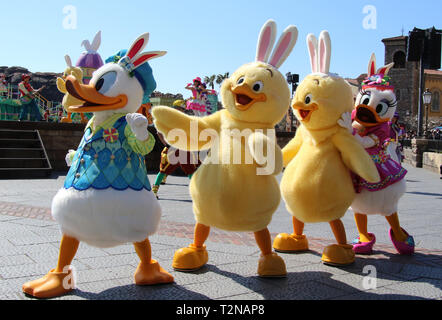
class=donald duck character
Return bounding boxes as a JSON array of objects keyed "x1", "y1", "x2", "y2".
[{"x1": 23, "y1": 33, "x2": 173, "y2": 299}]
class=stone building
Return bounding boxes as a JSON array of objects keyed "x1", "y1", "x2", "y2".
[{"x1": 382, "y1": 36, "x2": 441, "y2": 129}]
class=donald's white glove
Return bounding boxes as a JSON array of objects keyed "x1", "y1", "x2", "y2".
[
  {"x1": 65, "y1": 149, "x2": 76, "y2": 167},
  {"x1": 126, "y1": 113, "x2": 149, "y2": 141}
]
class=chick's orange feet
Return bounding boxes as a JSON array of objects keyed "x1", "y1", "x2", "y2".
[
  {"x1": 172, "y1": 244, "x2": 208, "y2": 271},
  {"x1": 134, "y1": 260, "x2": 174, "y2": 285},
  {"x1": 22, "y1": 268, "x2": 75, "y2": 299},
  {"x1": 321, "y1": 244, "x2": 355, "y2": 266},
  {"x1": 273, "y1": 233, "x2": 309, "y2": 253},
  {"x1": 257, "y1": 253, "x2": 287, "y2": 277}
]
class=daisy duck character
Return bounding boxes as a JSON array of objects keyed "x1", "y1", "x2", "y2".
[
  {"x1": 22, "y1": 33, "x2": 173, "y2": 299},
  {"x1": 342, "y1": 53, "x2": 414, "y2": 255}
]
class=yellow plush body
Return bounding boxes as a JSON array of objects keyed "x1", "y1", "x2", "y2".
[
  {"x1": 154, "y1": 20, "x2": 298, "y2": 276},
  {"x1": 282, "y1": 126, "x2": 355, "y2": 223},
  {"x1": 56, "y1": 63, "x2": 86, "y2": 123},
  {"x1": 153, "y1": 62, "x2": 288, "y2": 232},
  {"x1": 190, "y1": 111, "x2": 281, "y2": 232},
  {"x1": 281, "y1": 74, "x2": 379, "y2": 224}
]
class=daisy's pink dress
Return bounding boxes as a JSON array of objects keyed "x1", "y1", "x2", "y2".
[{"x1": 352, "y1": 122, "x2": 407, "y2": 193}]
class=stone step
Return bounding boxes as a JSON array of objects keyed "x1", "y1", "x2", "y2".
[
  {"x1": 0, "y1": 148, "x2": 45, "y2": 159},
  {"x1": 0, "y1": 158, "x2": 50, "y2": 169},
  {"x1": 0, "y1": 129, "x2": 38, "y2": 140},
  {"x1": 0, "y1": 138, "x2": 41, "y2": 149}
]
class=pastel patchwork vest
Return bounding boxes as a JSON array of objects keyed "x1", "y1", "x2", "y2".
[{"x1": 64, "y1": 116, "x2": 151, "y2": 191}]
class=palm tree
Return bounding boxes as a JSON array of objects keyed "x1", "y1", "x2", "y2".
[
  {"x1": 216, "y1": 72, "x2": 230, "y2": 88},
  {"x1": 204, "y1": 75, "x2": 216, "y2": 90}
]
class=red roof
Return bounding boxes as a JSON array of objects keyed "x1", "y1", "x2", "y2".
[
  {"x1": 382, "y1": 36, "x2": 407, "y2": 42},
  {"x1": 425, "y1": 69, "x2": 442, "y2": 76}
]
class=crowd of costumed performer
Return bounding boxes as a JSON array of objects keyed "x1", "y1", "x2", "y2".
[{"x1": 22, "y1": 32, "x2": 174, "y2": 299}]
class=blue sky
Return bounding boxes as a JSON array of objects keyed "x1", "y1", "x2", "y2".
[{"x1": 0, "y1": 0, "x2": 441, "y2": 97}]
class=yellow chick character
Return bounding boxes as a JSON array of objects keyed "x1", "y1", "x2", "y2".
[
  {"x1": 153, "y1": 20, "x2": 298, "y2": 277},
  {"x1": 56, "y1": 55, "x2": 88, "y2": 123},
  {"x1": 273, "y1": 31, "x2": 380, "y2": 266}
]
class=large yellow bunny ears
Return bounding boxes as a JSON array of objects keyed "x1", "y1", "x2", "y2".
[
  {"x1": 307, "y1": 31, "x2": 332, "y2": 75},
  {"x1": 255, "y1": 19, "x2": 298, "y2": 69}
]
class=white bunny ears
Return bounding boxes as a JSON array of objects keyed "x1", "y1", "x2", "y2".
[
  {"x1": 81, "y1": 31, "x2": 102, "y2": 53},
  {"x1": 118, "y1": 33, "x2": 167, "y2": 73},
  {"x1": 64, "y1": 55, "x2": 73, "y2": 68},
  {"x1": 307, "y1": 31, "x2": 332, "y2": 75},
  {"x1": 256, "y1": 20, "x2": 298, "y2": 69},
  {"x1": 367, "y1": 53, "x2": 394, "y2": 76}
]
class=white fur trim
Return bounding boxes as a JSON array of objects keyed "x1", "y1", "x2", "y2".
[
  {"x1": 351, "y1": 179, "x2": 406, "y2": 216},
  {"x1": 52, "y1": 188, "x2": 161, "y2": 248}
]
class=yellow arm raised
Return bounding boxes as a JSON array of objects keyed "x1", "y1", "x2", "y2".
[
  {"x1": 282, "y1": 125, "x2": 304, "y2": 167},
  {"x1": 152, "y1": 106, "x2": 221, "y2": 151},
  {"x1": 332, "y1": 129, "x2": 380, "y2": 183}
]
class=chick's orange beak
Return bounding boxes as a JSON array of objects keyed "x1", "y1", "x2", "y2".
[
  {"x1": 65, "y1": 75, "x2": 127, "y2": 113},
  {"x1": 231, "y1": 84, "x2": 267, "y2": 111},
  {"x1": 355, "y1": 104, "x2": 389, "y2": 127},
  {"x1": 292, "y1": 101, "x2": 318, "y2": 122}
]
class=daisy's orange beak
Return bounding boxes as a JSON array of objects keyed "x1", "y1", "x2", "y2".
[
  {"x1": 292, "y1": 101, "x2": 318, "y2": 122},
  {"x1": 231, "y1": 84, "x2": 267, "y2": 111},
  {"x1": 65, "y1": 75, "x2": 127, "y2": 113},
  {"x1": 355, "y1": 104, "x2": 389, "y2": 127}
]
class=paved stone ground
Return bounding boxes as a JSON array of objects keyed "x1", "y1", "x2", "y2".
[{"x1": 0, "y1": 164, "x2": 441, "y2": 300}]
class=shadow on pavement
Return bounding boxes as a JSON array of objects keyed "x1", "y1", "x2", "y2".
[
  {"x1": 208, "y1": 265, "x2": 427, "y2": 300},
  {"x1": 66, "y1": 283, "x2": 210, "y2": 300}
]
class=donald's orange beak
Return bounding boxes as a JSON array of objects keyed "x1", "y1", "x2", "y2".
[
  {"x1": 231, "y1": 84, "x2": 267, "y2": 111},
  {"x1": 65, "y1": 75, "x2": 127, "y2": 113}
]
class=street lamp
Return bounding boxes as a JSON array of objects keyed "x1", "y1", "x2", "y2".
[{"x1": 423, "y1": 88, "x2": 432, "y2": 136}]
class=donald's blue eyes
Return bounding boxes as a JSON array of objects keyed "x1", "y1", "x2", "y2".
[{"x1": 95, "y1": 71, "x2": 117, "y2": 94}]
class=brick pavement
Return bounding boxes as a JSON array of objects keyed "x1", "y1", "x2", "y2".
[
  {"x1": 0, "y1": 164, "x2": 441, "y2": 300},
  {"x1": 1, "y1": 200, "x2": 441, "y2": 269}
]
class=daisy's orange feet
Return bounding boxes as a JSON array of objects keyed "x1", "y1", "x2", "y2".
[
  {"x1": 22, "y1": 268, "x2": 75, "y2": 299},
  {"x1": 172, "y1": 244, "x2": 208, "y2": 271},
  {"x1": 134, "y1": 260, "x2": 174, "y2": 285}
]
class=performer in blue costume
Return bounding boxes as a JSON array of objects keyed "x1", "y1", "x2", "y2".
[{"x1": 23, "y1": 33, "x2": 174, "y2": 299}]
